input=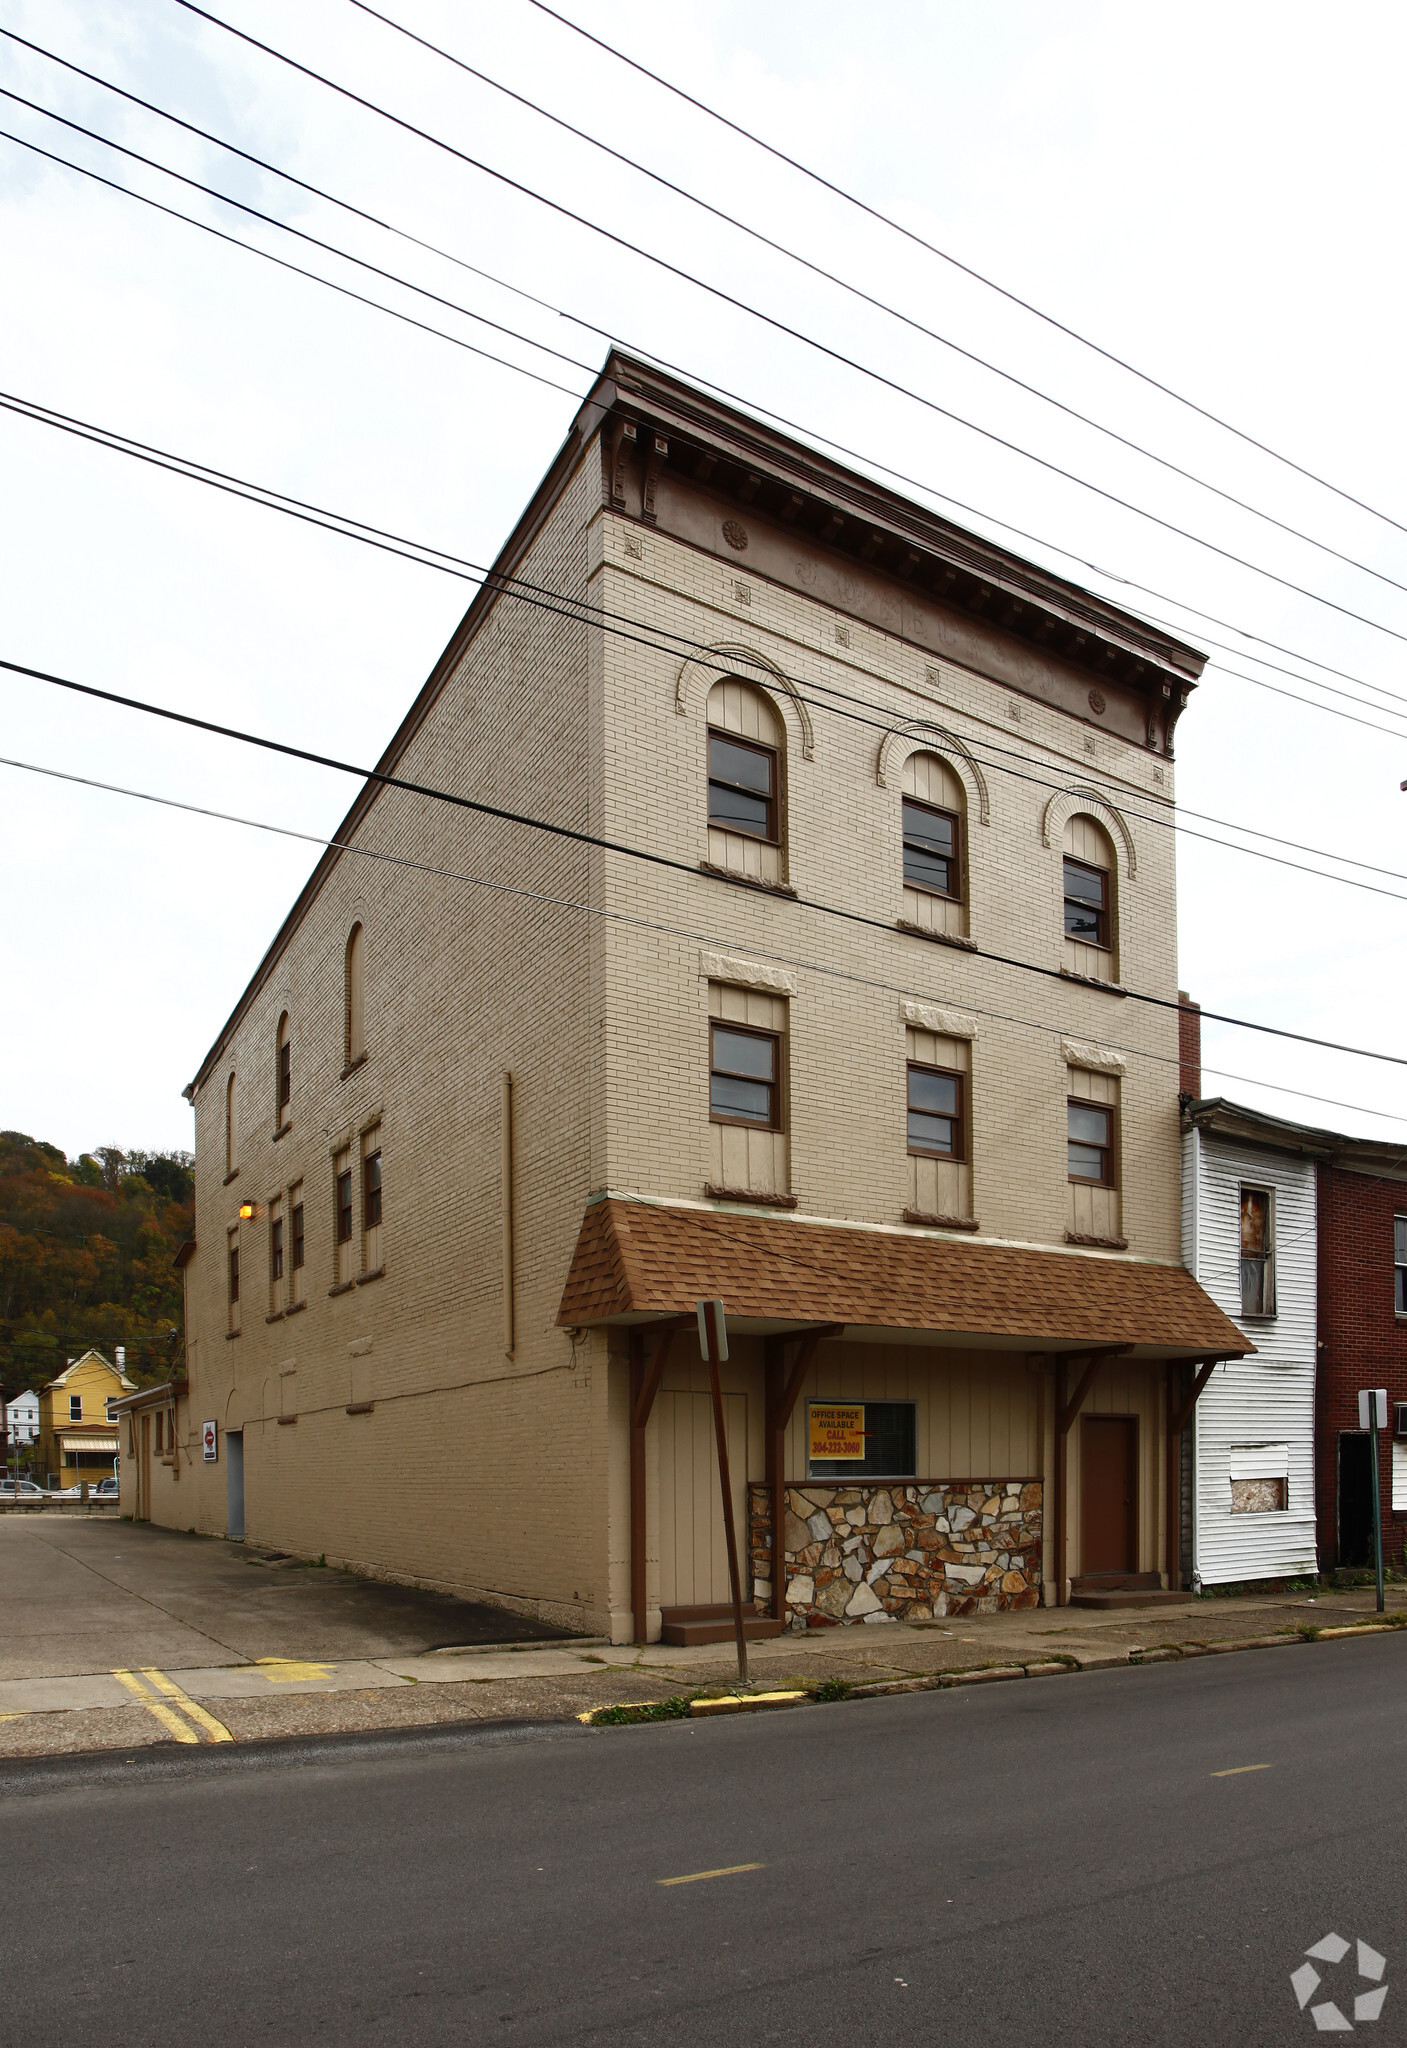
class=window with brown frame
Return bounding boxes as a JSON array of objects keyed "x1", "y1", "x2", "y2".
[
  {"x1": 901, "y1": 797, "x2": 960, "y2": 900},
  {"x1": 707, "y1": 730, "x2": 777, "y2": 843},
  {"x1": 1240, "y1": 1187, "x2": 1275, "y2": 1317},
  {"x1": 228, "y1": 1240, "x2": 240, "y2": 1303},
  {"x1": 270, "y1": 1216, "x2": 284, "y2": 1284},
  {"x1": 276, "y1": 1012, "x2": 291, "y2": 1125},
  {"x1": 1067, "y1": 1100, "x2": 1113, "y2": 1185},
  {"x1": 291, "y1": 1198, "x2": 305, "y2": 1271},
  {"x1": 364, "y1": 1149, "x2": 382, "y2": 1229},
  {"x1": 1063, "y1": 857, "x2": 1108, "y2": 947},
  {"x1": 336, "y1": 1165, "x2": 353, "y2": 1244},
  {"x1": 709, "y1": 1023, "x2": 781, "y2": 1129},
  {"x1": 906, "y1": 1063, "x2": 964, "y2": 1159}
]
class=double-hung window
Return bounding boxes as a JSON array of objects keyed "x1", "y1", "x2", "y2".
[
  {"x1": 336, "y1": 1165, "x2": 353, "y2": 1246},
  {"x1": 709, "y1": 1023, "x2": 780, "y2": 1129},
  {"x1": 901, "y1": 797, "x2": 959, "y2": 899},
  {"x1": 1068, "y1": 1101, "x2": 1112, "y2": 1185},
  {"x1": 907, "y1": 1064, "x2": 963, "y2": 1158},
  {"x1": 69, "y1": 1394, "x2": 82, "y2": 1422},
  {"x1": 707, "y1": 731, "x2": 777, "y2": 843},
  {"x1": 1063, "y1": 858, "x2": 1108, "y2": 947},
  {"x1": 1240, "y1": 1188, "x2": 1275, "y2": 1317},
  {"x1": 1395, "y1": 1216, "x2": 1407, "y2": 1314}
]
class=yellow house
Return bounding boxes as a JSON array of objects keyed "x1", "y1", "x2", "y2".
[{"x1": 38, "y1": 1351, "x2": 134, "y2": 1492}]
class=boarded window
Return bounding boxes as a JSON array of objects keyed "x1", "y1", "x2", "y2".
[
  {"x1": 1229, "y1": 1443, "x2": 1288, "y2": 1512},
  {"x1": 1240, "y1": 1187, "x2": 1274, "y2": 1317},
  {"x1": 345, "y1": 924, "x2": 365, "y2": 1065},
  {"x1": 1231, "y1": 1477, "x2": 1287, "y2": 1513}
]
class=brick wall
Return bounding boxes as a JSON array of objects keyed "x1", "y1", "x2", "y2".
[{"x1": 1316, "y1": 1163, "x2": 1407, "y2": 1567}]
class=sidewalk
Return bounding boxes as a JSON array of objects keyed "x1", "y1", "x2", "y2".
[{"x1": 0, "y1": 1583, "x2": 1396, "y2": 1760}]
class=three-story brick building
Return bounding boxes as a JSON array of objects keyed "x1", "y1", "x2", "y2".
[{"x1": 123, "y1": 354, "x2": 1247, "y2": 1636}]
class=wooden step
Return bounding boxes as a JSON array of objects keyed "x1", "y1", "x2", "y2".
[
  {"x1": 1069, "y1": 1588, "x2": 1187, "y2": 1609},
  {"x1": 1072, "y1": 1572, "x2": 1163, "y2": 1593},
  {"x1": 660, "y1": 1614, "x2": 788, "y2": 1646}
]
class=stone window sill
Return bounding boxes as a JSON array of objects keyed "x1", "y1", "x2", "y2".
[
  {"x1": 285, "y1": 1299, "x2": 307, "y2": 1317},
  {"x1": 225, "y1": 1328, "x2": 241, "y2": 1341},
  {"x1": 356, "y1": 1265, "x2": 386, "y2": 1287},
  {"x1": 345, "y1": 1401, "x2": 375, "y2": 1416},
  {"x1": 704, "y1": 1184, "x2": 799, "y2": 1210},
  {"x1": 903, "y1": 1210, "x2": 980, "y2": 1231},
  {"x1": 895, "y1": 920, "x2": 977, "y2": 952},
  {"x1": 265, "y1": 1310, "x2": 285, "y2": 1324},
  {"x1": 1059, "y1": 969, "x2": 1127, "y2": 997},
  {"x1": 328, "y1": 1279, "x2": 356, "y2": 1298},
  {"x1": 273, "y1": 1123, "x2": 292, "y2": 1143},
  {"x1": 341, "y1": 1053, "x2": 368, "y2": 1081},
  {"x1": 277, "y1": 1415, "x2": 298, "y2": 1426},
  {"x1": 698, "y1": 861, "x2": 798, "y2": 900},
  {"x1": 1065, "y1": 1230, "x2": 1129, "y2": 1251},
  {"x1": 222, "y1": 1168, "x2": 239, "y2": 1186}
]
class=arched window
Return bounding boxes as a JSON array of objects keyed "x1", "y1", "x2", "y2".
[
  {"x1": 900, "y1": 751, "x2": 966, "y2": 939},
  {"x1": 344, "y1": 924, "x2": 365, "y2": 1068},
  {"x1": 276, "y1": 1012, "x2": 292, "y2": 1130},
  {"x1": 225, "y1": 1072, "x2": 238, "y2": 1179},
  {"x1": 1062, "y1": 815, "x2": 1117, "y2": 978},
  {"x1": 706, "y1": 678, "x2": 784, "y2": 886}
]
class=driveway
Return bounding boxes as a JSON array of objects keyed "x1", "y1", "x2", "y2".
[{"x1": 0, "y1": 1515, "x2": 581, "y2": 1681}]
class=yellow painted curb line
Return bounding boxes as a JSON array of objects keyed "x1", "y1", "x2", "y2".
[
  {"x1": 140, "y1": 1667, "x2": 234, "y2": 1743},
  {"x1": 113, "y1": 1668, "x2": 200, "y2": 1743},
  {"x1": 689, "y1": 1692, "x2": 806, "y2": 1717}
]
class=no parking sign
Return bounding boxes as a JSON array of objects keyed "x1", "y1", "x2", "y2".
[{"x1": 202, "y1": 1420, "x2": 218, "y2": 1463}]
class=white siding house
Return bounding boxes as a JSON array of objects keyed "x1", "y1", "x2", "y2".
[
  {"x1": 4, "y1": 1390, "x2": 39, "y2": 1445},
  {"x1": 1182, "y1": 1104, "x2": 1319, "y2": 1586}
]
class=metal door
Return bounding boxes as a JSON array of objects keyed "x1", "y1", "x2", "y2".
[
  {"x1": 1080, "y1": 1415, "x2": 1138, "y2": 1575},
  {"x1": 226, "y1": 1430, "x2": 245, "y2": 1541}
]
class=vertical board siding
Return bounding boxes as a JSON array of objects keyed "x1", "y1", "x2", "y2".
[
  {"x1": 779, "y1": 1342, "x2": 1039, "y2": 1483},
  {"x1": 656, "y1": 1389, "x2": 747, "y2": 1608},
  {"x1": 1188, "y1": 1134, "x2": 1317, "y2": 1583}
]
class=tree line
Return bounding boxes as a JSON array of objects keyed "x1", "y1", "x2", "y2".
[{"x1": 0, "y1": 1130, "x2": 193, "y2": 1403}]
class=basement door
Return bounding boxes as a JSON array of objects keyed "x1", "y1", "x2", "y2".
[
  {"x1": 1080, "y1": 1415, "x2": 1138, "y2": 1576},
  {"x1": 656, "y1": 1391, "x2": 747, "y2": 1609}
]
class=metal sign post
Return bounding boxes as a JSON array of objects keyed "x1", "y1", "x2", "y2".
[
  {"x1": 697, "y1": 1298, "x2": 748, "y2": 1685},
  {"x1": 1359, "y1": 1389, "x2": 1387, "y2": 1614}
]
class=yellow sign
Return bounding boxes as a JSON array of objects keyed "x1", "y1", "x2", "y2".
[{"x1": 809, "y1": 1403, "x2": 865, "y2": 1461}]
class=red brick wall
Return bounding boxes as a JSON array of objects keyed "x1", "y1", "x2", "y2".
[
  {"x1": 1316, "y1": 1164, "x2": 1407, "y2": 1567},
  {"x1": 1178, "y1": 993, "x2": 1201, "y2": 1101}
]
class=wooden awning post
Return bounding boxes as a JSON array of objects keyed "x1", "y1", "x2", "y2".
[
  {"x1": 698, "y1": 1299, "x2": 747, "y2": 1684},
  {"x1": 628, "y1": 1316, "x2": 691, "y2": 1644}
]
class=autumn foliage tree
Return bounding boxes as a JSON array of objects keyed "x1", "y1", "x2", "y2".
[{"x1": 0, "y1": 1131, "x2": 193, "y2": 1403}]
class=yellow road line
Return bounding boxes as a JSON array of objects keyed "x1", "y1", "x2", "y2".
[
  {"x1": 139, "y1": 1667, "x2": 234, "y2": 1743},
  {"x1": 658, "y1": 1863, "x2": 765, "y2": 1887},
  {"x1": 255, "y1": 1659, "x2": 335, "y2": 1682},
  {"x1": 112, "y1": 1668, "x2": 200, "y2": 1743},
  {"x1": 1212, "y1": 1763, "x2": 1272, "y2": 1777}
]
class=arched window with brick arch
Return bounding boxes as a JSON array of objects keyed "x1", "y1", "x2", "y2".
[
  {"x1": 1062, "y1": 814, "x2": 1118, "y2": 980},
  {"x1": 705, "y1": 677, "x2": 786, "y2": 887},
  {"x1": 275, "y1": 1011, "x2": 292, "y2": 1132},
  {"x1": 900, "y1": 750, "x2": 967, "y2": 940},
  {"x1": 344, "y1": 923, "x2": 366, "y2": 1069}
]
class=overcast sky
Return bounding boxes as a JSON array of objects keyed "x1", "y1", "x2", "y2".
[{"x1": 3, "y1": 0, "x2": 1407, "y2": 1160}]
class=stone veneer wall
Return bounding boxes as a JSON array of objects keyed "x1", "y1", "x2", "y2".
[{"x1": 749, "y1": 1479, "x2": 1043, "y2": 1626}]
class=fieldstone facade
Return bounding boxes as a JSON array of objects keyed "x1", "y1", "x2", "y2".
[{"x1": 749, "y1": 1479, "x2": 1043, "y2": 1626}]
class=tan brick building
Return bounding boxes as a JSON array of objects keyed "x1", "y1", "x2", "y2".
[{"x1": 121, "y1": 354, "x2": 1247, "y2": 1638}]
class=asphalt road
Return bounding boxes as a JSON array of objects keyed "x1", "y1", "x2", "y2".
[{"x1": 7, "y1": 1634, "x2": 1406, "y2": 2046}]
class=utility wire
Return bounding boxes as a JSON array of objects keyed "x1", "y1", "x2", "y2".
[
  {"x1": 329, "y1": 3, "x2": 1407, "y2": 607},
  {"x1": 7, "y1": 386, "x2": 1407, "y2": 895},
  {"x1": 5, "y1": 95, "x2": 1404, "y2": 735},
  {"x1": 6, "y1": 748, "x2": 1405, "y2": 1131},
  {"x1": 525, "y1": 0, "x2": 1407, "y2": 545},
  {"x1": 4, "y1": 651, "x2": 1406, "y2": 1072},
  {"x1": 168, "y1": 0, "x2": 1407, "y2": 652}
]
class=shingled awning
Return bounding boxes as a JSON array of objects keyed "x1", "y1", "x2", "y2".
[{"x1": 557, "y1": 1197, "x2": 1252, "y2": 1360}]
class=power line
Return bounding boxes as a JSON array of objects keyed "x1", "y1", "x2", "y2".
[
  {"x1": 323, "y1": 3, "x2": 1407, "y2": 609},
  {"x1": 7, "y1": 747, "x2": 1406, "y2": 1131},
  {"x1": 167, "y1": 0, "x2": 1407, "y2": 652},
  {"x1": 6, "y1": 92, "x2": 1405, "y2": 739},
  {"x1": 4, "y1": 651, "x2": 1406, "y2": 1072},
  {"x1": 525, "y1": 0, "x2": 1407, "y2": 546},
  {"x1": 7, "y1": 386, "x2": 1407, "y2": 899}
]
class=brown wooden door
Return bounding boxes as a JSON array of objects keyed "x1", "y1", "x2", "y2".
[{"x1": 1080, "y1": 1416, "x2": 1137, "y2": 1575}]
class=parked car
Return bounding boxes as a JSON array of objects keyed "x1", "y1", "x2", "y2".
[
  {"x1": 93, "y1": 1478, "x2": 120, "y2": 1500},
  {"x1": 0, "y1": 1478, "x2": 47, "y2": 1498}
]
